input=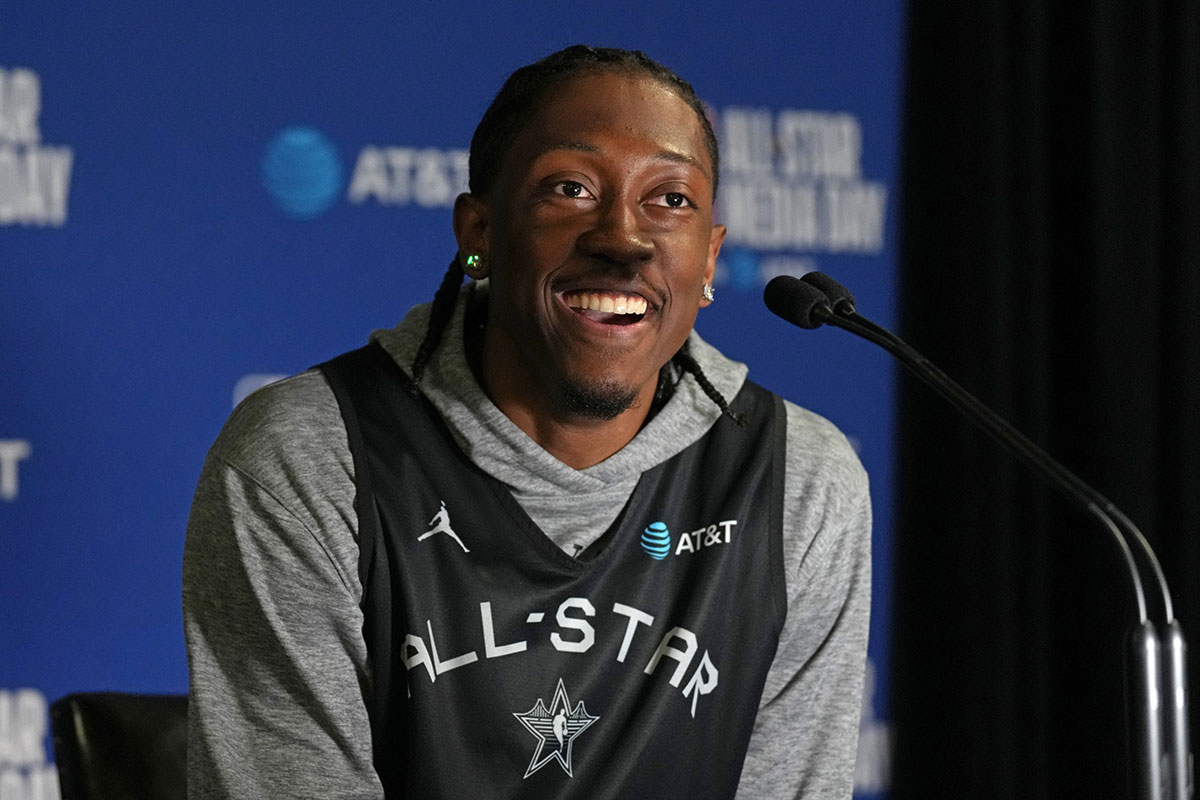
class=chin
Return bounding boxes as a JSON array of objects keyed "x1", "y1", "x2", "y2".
[{"x1": 559, "y1": 377, "x2": 641, "y2": 421}]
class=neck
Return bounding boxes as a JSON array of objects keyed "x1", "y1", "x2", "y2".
[{"x1": 486, "y1": 377, "x2": 657, "y2": 470}]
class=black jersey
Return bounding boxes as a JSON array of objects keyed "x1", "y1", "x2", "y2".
[{"x1": 321, "y1": 343, "x2": 787, "y2": 799}]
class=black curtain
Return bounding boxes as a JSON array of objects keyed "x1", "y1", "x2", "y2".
[{"x1": 894, "y1": 2, "x2": 1200, "y2": 798}]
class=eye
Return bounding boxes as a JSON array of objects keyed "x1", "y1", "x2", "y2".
[
  {"x1": 648, "y1": 191, "x2": 696, "y2": 209},
  {"x1": 554, "y1": 180, "x2": 595, "y2": 200}
]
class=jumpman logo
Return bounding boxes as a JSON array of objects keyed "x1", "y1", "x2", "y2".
[{"x1": 417, "y1": 500, "x2": 470, "y2": 553}]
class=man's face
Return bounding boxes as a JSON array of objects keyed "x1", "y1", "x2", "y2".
[{"x1": 462, "y1": 70, "x2": 725, "y2": 422}]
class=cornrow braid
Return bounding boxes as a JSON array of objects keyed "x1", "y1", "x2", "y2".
[
  {"x1": 469, "y1": 45, "x2": 719, "y2": 198},
  {"x1": 409, "y1": 256, "x2": 465, "y2": 392},
  {"x1": 671, "y1": 342, "x2": 747, "y2": 427}
]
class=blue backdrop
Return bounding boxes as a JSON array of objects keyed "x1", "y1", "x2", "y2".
[{"x1": 1, "y1": 3, "x2": 904, "y2": 796}]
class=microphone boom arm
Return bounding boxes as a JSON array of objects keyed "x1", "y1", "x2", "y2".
[
  {"x1": 817, "y1": 304, "x2": 1152, "y2": 621},
  {"x1": 764, "y1": 273, "x2": 1191, "y2": 800}
]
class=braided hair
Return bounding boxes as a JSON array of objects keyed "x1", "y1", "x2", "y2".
[
  {"x1": 466, "y1": 45, "x2": 719, "y2": 198},
  {"x1": 408, "y1": 255, "x2": 465, "y2": 389},
  {"x1": 411, "y1": 45, "x2": 743, "y2": 425}
]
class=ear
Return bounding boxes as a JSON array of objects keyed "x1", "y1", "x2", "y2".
[
  {"x1": 452, "y1": 192, "x2": 491, "y2": 278},
  {"x1": 700, "y1": 224, "x2": 726, "y2": 308}
]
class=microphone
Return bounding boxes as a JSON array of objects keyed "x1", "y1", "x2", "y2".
[
  {"x1": 800, "y1": 271, "x2": 856, "y2": 314},
  {"x1": 765, "y1": 272, "x2": 1191, "y2": 800},
  {"x1": 762, "y1": 276, "x2": 832, "y2": 329}
]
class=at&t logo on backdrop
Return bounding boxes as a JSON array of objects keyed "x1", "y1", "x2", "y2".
[
  {"x1": 260, "y1": 125, "x2": 467, "y2": 220},
  {"x1": 261, "y1": 126, "x2": 345, "y2": 219}
]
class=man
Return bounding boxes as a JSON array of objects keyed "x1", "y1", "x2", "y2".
[{"x1": 184, "y1": 45, "x2": 870, "y2": 798}]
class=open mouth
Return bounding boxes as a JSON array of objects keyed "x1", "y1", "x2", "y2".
[{"x1": 562, "y1": 291, "x2": 648, "y2": 326}]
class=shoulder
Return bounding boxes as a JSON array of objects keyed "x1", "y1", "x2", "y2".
[
  {"x1": 198, "y1": 369, "x2": 358, "y2": 547},
  {"x1": 187, "y1": 367, "x2": 361, "y2": 599},
  {"x1": 210, "y1": 370, "x2": 352, "y2": 488},
  {"x1": 776, "y1": 398, "x2": 871, "y2": 586},
  {"x1": 781, "y1": 399, "x2": 869, "y2": 498}
]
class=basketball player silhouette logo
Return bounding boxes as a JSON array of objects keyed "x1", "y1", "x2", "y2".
[
  {"x1": 417, "y1": 500, "x2": 470, "y2": 553},
  {"x1": 553, "y1": 710, "x2": 567, "y2": 747}
]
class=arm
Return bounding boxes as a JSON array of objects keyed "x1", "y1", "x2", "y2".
[
  {"x1": 182, "y1": 373, "x2": 383, "y2": 800},
  {"x1": 736, "y1": 402, "x2": 873, "y2": 799}
]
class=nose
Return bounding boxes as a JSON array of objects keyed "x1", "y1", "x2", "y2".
[{"x1": 576, "y1": 197, "x2": 654, "y2": 266}]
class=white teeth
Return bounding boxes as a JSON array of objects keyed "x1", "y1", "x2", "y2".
[{"x1": 565, "y1": 292, "x2": 647, "y2": 316}]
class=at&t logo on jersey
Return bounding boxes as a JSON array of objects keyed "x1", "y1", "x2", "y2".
[
  {"x1": 640, "y1": 522, "x2": 671, "y2": 560},
  {"x1": 639, "y1": 518, "x2": 739, "y2": 560}
]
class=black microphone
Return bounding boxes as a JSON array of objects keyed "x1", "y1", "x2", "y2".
[
  {"x1": 762, "y1": 276, "x2": 833, "y2": 329},
  {"x1": 765, "y1": 271, "x2": 1191, "y2": 800},
  {"x1": 800, "y1": 271, "x2": 856, "y2": 314}
]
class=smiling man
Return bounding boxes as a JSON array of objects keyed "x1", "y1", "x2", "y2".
[
  {"x1": 453, "y1": 68, "x2": 725, "y2": 468},
  {"x1": 183, "y1": 46, "x2": 871, "y2": 800}
]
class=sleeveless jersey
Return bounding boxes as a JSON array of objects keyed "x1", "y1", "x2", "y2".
[{"x1": 320, "y1": 343, "x2": 787, "y2": 799}]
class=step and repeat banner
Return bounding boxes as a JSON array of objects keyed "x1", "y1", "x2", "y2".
[{"x1": 1, "y1": 3, "x2": 903, "y2": 796}]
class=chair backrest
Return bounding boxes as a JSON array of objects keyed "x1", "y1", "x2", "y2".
[{"x1": 50, "y1": 692, "x2": 188, "y2": 800}]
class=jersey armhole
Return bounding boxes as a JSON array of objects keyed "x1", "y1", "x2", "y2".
[
  {"x1": 769, "y1": 394, "x2": 789, "y2": 627},
  {"x1": 315, "y1": 343, "x2": 407, "y2": 788},
  {"x1": 317, "y1": 346, "x2": 385, "y2": 596}
]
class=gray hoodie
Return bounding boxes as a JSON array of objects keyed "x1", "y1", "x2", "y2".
[{"x1": 182, "y1": 284, "x2": 871, "y2": 799}]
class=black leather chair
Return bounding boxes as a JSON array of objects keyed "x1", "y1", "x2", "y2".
[{"x1": 50, "y1": 692, "x2": 187, "y2": 800}]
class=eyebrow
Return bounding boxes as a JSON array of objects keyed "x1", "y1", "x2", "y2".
[{"x1": 533, "y1": 140, "x2": 713, "y2": 183}]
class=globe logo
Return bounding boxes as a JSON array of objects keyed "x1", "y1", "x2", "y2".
[
  {"x1": 640, "y1": 522, "x2": 672, "y2": 561},
  {"x1": 261, "y1": 126, "x2": 344, "y2": 219}
]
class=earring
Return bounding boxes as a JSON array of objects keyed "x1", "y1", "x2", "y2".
[
  {"x1": 462, "y1": 253, "x2": 484, "y2": 276},
  {"x1": 702, "y1": 283, "x2": 715, "y2": 302}
]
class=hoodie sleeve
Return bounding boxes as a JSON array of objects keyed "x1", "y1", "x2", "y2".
[
  {"x1": 735, "y1": 400, "x2": 873, "y2": 800},
  {"x1": 182, "y1": 371, "x2": 383, "y2": 800}
]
